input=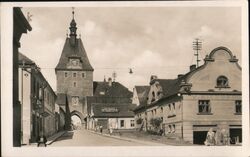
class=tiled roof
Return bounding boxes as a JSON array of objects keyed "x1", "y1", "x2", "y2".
[
  {"x1": 91, "y1": 103, "x2": 136, "y2": 118},
  {"x1": 55, "y1": 38, "x2": 94, "y2": 71},
  {"x1": 93, "y1": 81, "x2": 133, "y2": 98},
  {"x1": 133, "y1": 86, "x2": 150, "y2": 112},
  {"x1": 18, "y1": 52, "x2": 35, "y2": 65},
  {"x1": 135, "y1": 86, "x2": 150, "y2": 105}
]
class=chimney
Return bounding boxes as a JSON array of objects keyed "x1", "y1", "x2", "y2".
[
  {"x1": 177, "y1": 74, "x2": 184, "y2": 78},
  {"x1": 108, "y1": 77, "x2": 112, "y2": 86},
  {"x1": 190, "y1": 64, "x2": 196, "y2": 71}
]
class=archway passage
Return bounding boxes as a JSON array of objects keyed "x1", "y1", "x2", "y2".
[{"x1": 71, "y1": 115, "x2": 82, "y2": 130}]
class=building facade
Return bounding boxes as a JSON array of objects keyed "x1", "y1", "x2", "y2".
[
  {"x1": 133, "y1": 47, "x2": 242, "y2": 144},
  {"x1": 13, "y1": 7, "x2": 32, "y2": 146},
  {"x1": 55, "y1": 11, "x2": 94, "y2": 128},
  {"x1": 87, "y1": 78, "x2": 135, "y2": 131},
  {"x1": 19, "y1": 53, "x2": 57, "y2": 144}
]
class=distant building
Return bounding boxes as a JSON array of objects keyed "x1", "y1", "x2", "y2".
[
  {"x1": 132, "y1": 86, "x2": 150, "y2": 131},
  {"x1": 55, "y1": 10, "x2": 94, "y2": 129},
  {"x1": 18, "y1": 53, "x2": 57, "y2": 144},
  {"x1": 87, "y1": 78, "x2": 135, "y2": 130},
  {"x1": 13, "y1": 7, "x2": 32, "y2": 146},
  {"x1": 133, "y1": 47, "x2": 242, "y2": 144}
]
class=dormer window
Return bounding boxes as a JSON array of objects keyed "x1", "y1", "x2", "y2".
[{"x1": 216, "y1": 76, "x2": 229, "y2": 88}]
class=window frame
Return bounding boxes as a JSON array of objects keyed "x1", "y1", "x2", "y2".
[
  {"x1": 216, "y1": 75, "x2": 230, "y2": 88},
  {"x1": 198, "y1": 100, "x2": 212, "y2": 115},
  {"x1": 235, "y1": 100, "x2": 242, "y2": 115},
  {"x1": 120, "y1": 120, "x2": 125, "y2": 128}
]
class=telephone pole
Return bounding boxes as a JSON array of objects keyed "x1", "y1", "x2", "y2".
[{"x1": 193, "y1": 38, "x2": 202, "y2": 67}]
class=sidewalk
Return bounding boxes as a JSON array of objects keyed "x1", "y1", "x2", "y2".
[
  {"x1": 22, "y1": 130, "x2": 67, "y2": 147},
  {"x1": 88, "y1": 130, "x2": 165, "y2": 146},
  {"x1": 46, "y1": 131, "x2": 67, "y2": 145}
]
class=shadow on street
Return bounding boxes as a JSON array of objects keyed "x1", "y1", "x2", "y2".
[{"x1": 54, "y1": 131, "x2": 74, "y2": 142}]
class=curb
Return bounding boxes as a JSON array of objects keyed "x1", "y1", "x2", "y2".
[{"x1": 46, "y1": 131, "x2": 67, "y2": 145}]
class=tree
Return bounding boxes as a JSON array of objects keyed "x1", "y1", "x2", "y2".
[{"x1": 150, "y1": 117, "x2": 162, "y2": 130}]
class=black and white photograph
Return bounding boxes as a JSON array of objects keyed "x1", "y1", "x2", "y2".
[{"x1": 1, "y1": 1, "x2": 249, "y2": 157}]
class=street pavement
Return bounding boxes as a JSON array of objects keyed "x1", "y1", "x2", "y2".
[{"x1": 49, "y1": 129, "x2": 164, "y2": 146}]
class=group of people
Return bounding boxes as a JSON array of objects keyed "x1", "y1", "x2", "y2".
[{"x1": 204, "y1": 128, "x2": 231, "y2": 146}]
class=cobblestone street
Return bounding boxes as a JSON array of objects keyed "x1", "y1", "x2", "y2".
[{"x1": 49, "y1": 129, "x2": 164, "y2": 146}]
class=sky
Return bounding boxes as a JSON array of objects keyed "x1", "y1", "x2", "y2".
[{"x1": 19, "y1": 6, "x2": 242, "y2": 92}]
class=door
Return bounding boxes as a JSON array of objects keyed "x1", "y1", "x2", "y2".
[{"x1": 229, "y1": 128, "x2": 242, "y2": 144}]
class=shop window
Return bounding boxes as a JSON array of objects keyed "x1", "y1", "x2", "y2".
[
  {"x1": 120, "y1": 120, "x2": 125, "y2": 128},
  {"x1": 235, "y1": 100, "x2": 242, "y2": 114},
  {"x1": 130, "y1": 120, "x2": 135, "y2": 127},
  {"x1": 216, "y1": 76, "x2": 229, "y2": 88},
  {"x1": 198, "y1": 100, "x2": 211, "y2": 114}
]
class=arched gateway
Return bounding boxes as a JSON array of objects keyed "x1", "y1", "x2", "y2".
[{"x1": 55, "y1": 10, "x2": 94, "y2": 130}]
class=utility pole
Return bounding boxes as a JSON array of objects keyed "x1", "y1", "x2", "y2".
[{"x1": 193, "y1": 38, "x2": 202, "y2": 67}]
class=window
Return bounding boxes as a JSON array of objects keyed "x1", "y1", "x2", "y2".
[
  {"x1": 151, "y1": 91, "x2": 156, "y2": 102},
  {"x1": 161, "y1": 107, "x2": 163, "y2": 113},
  {"x1": 65, "y1": 72, "x2": 68, "y2": 77},
  {"x1": 198, "y1": 100, "x2": 211, "y2": 114},
  {"x1": 82, "y1": 73, "x2": 85, "y2": 78},
  {"x1": 72, "y1": 96, "x2": 79, "y2": 106},
  {"x1": 73, "y1": 82, "x2": 76, "y2": 87},
  {"x1": 73, "y1": 73, "x2": 76, "y2": 77},
  {"x1": 120, "y1": 120, "x2": 125, "y2": 128},
  {"x1": 216, "y1": 76, "x2": 229, "y2": 87},
  {"x1": 172, "y1": 124, "x2": 176, "y2": 133},
  {"x1": 130, "y1": 120, "x2": 135, "y2": 127},
  {"x1": 235, "y1": 100, "x2": 242, "y2": 114},
  {"x1": 168, "y1": 125, "x2": 172, "y2": 133}
]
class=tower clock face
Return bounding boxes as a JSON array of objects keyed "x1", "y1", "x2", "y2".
[{"x1": 70, "y1": 59, "x2": 79, "y2": 67}]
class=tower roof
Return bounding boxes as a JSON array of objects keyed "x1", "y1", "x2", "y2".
[
  {"x1": 55, "y1": 38, "x2": 94, "y2": 71},
  {"x1": 56, "y1": 10, "x2": 93, "y2": 71}
]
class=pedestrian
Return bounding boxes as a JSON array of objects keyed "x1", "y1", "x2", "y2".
[
  {"x1": 100, "y1": 125, "x2": 103, "y2": 134},
  {"x1": 109, "y1": 127, "x2": 113, "y2": 135},
  {"x1": 37, "y1": 135, "x2": 47, "y2": 147},
  {"x1": 215, "y1": 128, "x2": 223, "y2": 145},
  {"x1": 204, "y1": 128, "x2": 215, "y2": 146}
]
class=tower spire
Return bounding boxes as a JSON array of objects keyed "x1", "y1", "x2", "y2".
[{"x1": 69, "y1": 7, "x2": 77, "y2": 46}]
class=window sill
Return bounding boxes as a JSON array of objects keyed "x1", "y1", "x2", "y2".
[
  {"x1": 234, "y1": 113, "x2": 242, "y2": 115},
  {"x1": 197, "y1": 113, "x2": 213, "y2": 115},
  {"x1": 167, "y1": 115, "x2": 176, "y2": 118}
]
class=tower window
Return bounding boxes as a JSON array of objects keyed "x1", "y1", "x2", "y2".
[
  {"x1": 82, "y1": 73, "x2": 85, "y2": 78},
  {"x1": 73, "y1": 72, "x2": 76, "y2": 77},
  {"x1": 216, "y1": 76, "x2": 229, "y2": 88},
  {"x1": 65, "y1": 72, "x2": 68, "y2": 77},
  {"x1": 73, "y1": 82, "x2": 76, "y2": 87}
]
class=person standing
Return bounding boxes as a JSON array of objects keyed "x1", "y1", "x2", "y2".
[{"x1": 204, "y1": 128, "x2": 215, "y2": 146}]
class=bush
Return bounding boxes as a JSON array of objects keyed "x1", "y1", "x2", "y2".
[
  {"x1": 150, "y1": 117, "x2": 162, "y2": 129},
  {"x1": 136, "y1": 118, "x2": 143, "y2": 125}
]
